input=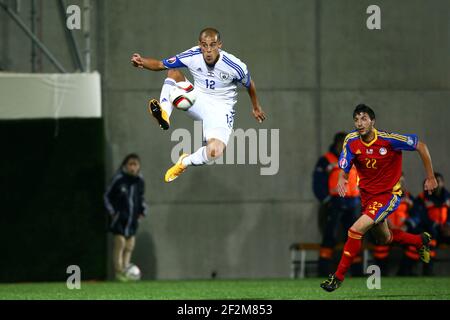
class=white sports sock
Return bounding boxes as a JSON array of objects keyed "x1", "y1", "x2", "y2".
[
  {"x1": 160, "y1": 78, "x2": 176, "y2": 118},
  {"x1": 182, "y1": 146, "x2": 210, "y2": 166}
]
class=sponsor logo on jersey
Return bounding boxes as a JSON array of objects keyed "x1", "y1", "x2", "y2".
[
  {"x1": 220, "y1": 72, "x2": 230, "y2": 80},
  {"x1": 379, "y1": 147, "x2": 387, "y2": 155},
  {"x1": 167, "y1": 57, "x2": 177, "y2": 64},
  {"x1": 366, "y1": 149, "x2": 373, "y2": 155},
  {"x1": 197, "y1": 68, "x2": 202, "y2": 72},
  {"x1": 339, "y1": 158, "x2": 348, "y2": 169},
  {"x1": 356, "y1": 149, "x2": 362, "y2": 154},
  {"x1": 407, "y1": 137, "x2": 414, "y2": 146}
]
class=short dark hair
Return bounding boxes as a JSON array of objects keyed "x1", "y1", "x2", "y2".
[
  {"x1": 353, "y1": 104, "x2": 375, "y2": 120},
  {"x1": 121, "y1": 153, "x2": 140, "y2": 167},
  {"x1": 333, "y1": 131, "x2": 348, "y2": 145},
  {"x1": 435, "y1": 172, "x2": 444, "y2": 181},
  {"x1": 199, "y1": 27, "x2": 221, "y2": 42}
]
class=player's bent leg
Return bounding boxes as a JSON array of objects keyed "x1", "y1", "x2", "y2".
[
  {"x1": 321, "y1": 215, "x2": 374, "y2": 292},
  {"x1": 147, "y1": 70, "x2": 188, "y2": 131},
  {"x1": 167, "y1": 69, "x2": 186, "y2": 82},
  {"x1": 164, "y1": 128, "x2": 230, "y2": 182},
  {"x1": 388, "y1": 228, "x2": 432, "y2": 263},
  {"x1": 370, "y1": 220, "x2": 392, "y2": 245},
  {"x1": 350, "y1": 214, "x2": 376, "y2": 235},
  {"x1": 206, "y1": 138, "x2": 226, "y2": 160},
  {"x1": 418, "y1": 232, "x2": 432, "y2": 264},
  {"x1": 164, "y1": 139, "x2": 226, "y2": 183},
  {"x1": 148, "y1": 99, "x2": 171, "y2": 130},
  {"x1": 369, "y1": 220, "x2": 393, "y2": 276},
  {"x1": 164, "y1": 153, "x2": 190, "y2": 183}
]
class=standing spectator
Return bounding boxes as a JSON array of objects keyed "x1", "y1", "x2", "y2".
[
  {"x1": 104, "y1": 154, "x2": 148, "y2": 281},
  {"x1": 313, "y1": 132, "x2": 362, "y2": 277}
]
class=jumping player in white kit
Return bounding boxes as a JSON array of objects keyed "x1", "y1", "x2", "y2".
[{"x1": 130, "y1": 28, "x2": 266, "y2": 182}]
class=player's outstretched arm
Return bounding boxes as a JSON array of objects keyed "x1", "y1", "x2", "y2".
[
  {"x1": 131, "y1": 53, "x2": 166, "y2": 71},
  {"x1": 337, "y1": 171, "x2": 349, "y2": 197},
  {"x1": 416, "y1": 141, "x2": 438, "y2": 194},
  {"x1": 247, "y1": 79, "x2": 266, "y2": 123}
]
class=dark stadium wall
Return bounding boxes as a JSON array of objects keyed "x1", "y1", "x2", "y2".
[{"x1": 0, "y1": 119, "x2": 106, "y2": 282}]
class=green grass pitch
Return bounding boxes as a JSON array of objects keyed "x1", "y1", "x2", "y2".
[{"x1": 0, "y1": 277, "x2": 449, "y2": 300}]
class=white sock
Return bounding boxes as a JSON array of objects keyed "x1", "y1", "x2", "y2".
[
  {"x1": 160, "y1": 78, "x2": 176, "y2": 118},
  {"x1": 182, "y1": 146, "x2": 210, "y2": 166}
]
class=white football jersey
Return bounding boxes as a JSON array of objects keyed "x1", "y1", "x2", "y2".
[{"x1": 163, "y1": 46, "x2": 251, "y2": 105}]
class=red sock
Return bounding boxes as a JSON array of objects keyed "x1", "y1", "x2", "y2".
[
  {"x1": 335, "y1": 229, "x2": 363, "y2": 281},
  {"x1": 390, "y1": 229, "x2": 422, "y2": 248}
]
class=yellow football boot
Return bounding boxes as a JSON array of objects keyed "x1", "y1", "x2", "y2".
[
  {"x1": 164, "y1": 153, "x2": 189, "y2": 183},
  {"x1": 418, "y1": 232, "x2": 432, "y2": 264},
  {"x1": 148, "y1": 99, "x2": 170, "y2": 130}
]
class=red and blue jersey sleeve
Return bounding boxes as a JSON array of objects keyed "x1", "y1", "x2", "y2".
[
  {"x1": 162, "y1": 55, "x2": 186, "y2": 68},
  {"x1": 339, "y1": 135, "x2": 356, "y2": 174},
  {"x1": 385, "y1": 133, "x2": 418, "y2": 151}
]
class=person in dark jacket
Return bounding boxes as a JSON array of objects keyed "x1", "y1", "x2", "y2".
[{"x1": 104, "y1": 153, "x2": 148, "y2": 281}]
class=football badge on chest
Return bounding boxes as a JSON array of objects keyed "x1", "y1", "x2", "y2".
[
  {"x1": 220, "y1": 71, "x2": 230, "y2": 80},
  {"x1": 379, "y1": 147, "x2": 388, "y2": 156}
]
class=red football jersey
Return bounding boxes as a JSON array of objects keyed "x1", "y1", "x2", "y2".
[{"x1": 338, "y1": 129, "x2": 418, "y2": 196}]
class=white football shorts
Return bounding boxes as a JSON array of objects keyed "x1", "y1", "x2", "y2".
[{"x1": 185, "y1": 88, "x2": 236, "y2": 146}]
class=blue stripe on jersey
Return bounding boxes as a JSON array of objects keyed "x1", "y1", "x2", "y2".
[
  {"x1": 222, "y1": 58, "x2": 245, "y2": 80},
  {"x1": 244, "y1": 72, "x2": 251, "y2": 88},
  {"x1": 177, "y1": 52, "x2": 200, "y2": 58},
  {"x1": 223, "y1": 61, "x2": 244, "y2": 80},
  {"x1": 222, "y1": 55, "x2": 245, "y2": 75},
  {"x1": 222, "y1": 59, "x2": 241, "y2": 78},
  {"x1": 222, "y1": 56, "x2": 244, "y2": 79},
  {"x1": 222, "y1": 55, "x2": 245, "y2": 79},
  {"x1": 177, "y1": 49, "x2": 202, "y2": 59},
  {"x1": 177, "y1": 52, "x2": 198, "y2": 58},
  {"x1": 339, "y1": 133, "x2": 359, "y2": 173},
  {"x1": 177, "y1": 52, "x2": 202, "y2": 61}
]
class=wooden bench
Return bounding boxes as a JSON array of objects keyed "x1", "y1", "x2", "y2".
[
  {"x1": 289, "y1": 243, "x2": 370, "y2": 279},
  {"x1": 289, "y1": 242, "x2": 450, "y2": 278}
]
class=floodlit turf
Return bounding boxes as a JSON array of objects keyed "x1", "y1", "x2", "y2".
[{"x1": 0, "y1": 277, "x2": 449, "y2": 300}]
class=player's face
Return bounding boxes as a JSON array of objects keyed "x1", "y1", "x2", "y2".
[
  {"x1": 199, "y1": 35, "x2": 222, "y2": 66},
  {"x1": 353, "y1": 112, "x2": 375, "y2": 137},
  {"x1": 125, "y1": 159, "x2": 140, "y2": 176}
]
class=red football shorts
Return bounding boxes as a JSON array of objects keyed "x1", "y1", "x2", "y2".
[{"x1": 361, "y1": 191, "x2": 401, "y2": 224}]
